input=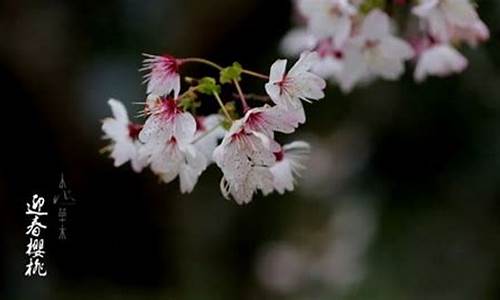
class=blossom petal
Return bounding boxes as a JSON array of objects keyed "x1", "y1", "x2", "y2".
[
  {"x1": 194, "y1": 114, "x2": 226, "y2": 163},
  {"x1": 332, "y1": 16, "x2": 352, "y2": 48},
  {"x1": 264, "y1": 82, "x2": 283, "y2": 106},
  {"x1": 131, "y1": 144, "x2": 149, "y2": 173},
  {"x1": 270, "y1": 159, "x2": 295, "y2": 194},
  {"x1": 173, "y1": 112, "x2": 197, "y2": 144},
  {"x1": 110, "y1": 140, "x2": 136, "y2": 167},
  {"x1": 362, "y1": 9, "x2": 391, "y2": 40},
  {"x1": 261, "y1": 105, "x2": 306, "y2": 134},
  {"x1": 139, "y1": 114, "x2": 171, "y2": 144},
  {"x1": 108, "y1": 98, "x2": 129, "y2": 124},
  {"x1": 270, "y1": 141, "x2": 310, "y2": 194},
  {"x1": 294, "y1": 72, "x2": 326, "y2": 101},
  {"x1": 289, "y1": 51, "x2": 319, "y2": 76},
  {"x1": 428, "y1": 10, "x2": 450, "y2": 42},
  {"x1": 179, "y1": 145, "x2": 208, "y2": 193},
  {"x1": 442, "y1": 0, "x2": 478, "y2": 27},
  {"x1": 337, "y1": 45, "x2": 368, "y2": 93},
  {"x1": 380, "y1": 37, "x2": 415, "y2": 61},
  {"x1": 414, "y1": 44, "x2": 468, "y2": 82},
  {"x1": 269, "y1": 59, "x2": 287, "y2": 83},
  {"x1": 150, "y1": 141, "x2": 183, "y2": 177}
]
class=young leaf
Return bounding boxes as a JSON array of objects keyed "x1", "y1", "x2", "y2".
[
  {"x1": 220, "y1": 62, "x2": 243, "y2": 84},
  {"x1": 197, "y1": 77, "x2": 221, "y2": 95}
]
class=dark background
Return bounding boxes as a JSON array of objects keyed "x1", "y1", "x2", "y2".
[{"x1": 1, "y1": 0, "x2": 500, "y2": 299}]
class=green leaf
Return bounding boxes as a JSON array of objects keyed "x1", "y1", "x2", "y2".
[
  {"x1": 219, "y1": 62, "x2": 243, "y2": 84},
  {"x1": 197, "y1": 77, "x2": 221, "y2": 95}
]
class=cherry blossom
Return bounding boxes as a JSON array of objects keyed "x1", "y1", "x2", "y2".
[
  {"x1": 99, "y1": 0, "x2": 491, "y2": 203},
  {"x1": 141, "y1": 54, "x2": 181, "y2": 97},
  {"x1": 280, "y1": 30, "x2": 344, "y2": 85},
  {"x1": 414, "y1": 43, "x2": 468, "y2": 82},
  {"x1": 102, "y1": 99, "x2": 147, "y2": 172},
  {"x1": 265, "y1": 51, "x2": 326, "y2": 113},
  {"x1": 213, "y1": 105, "x2": 305, "y2": 204},
  {"x1": 171, "y1": 141, "x2": 208, "y2": 194},
  {"x1": 451, "y1": 19, "x2": 490, "y2": 47},
  {"x1": 280, "y1": 0, "x2": 489, "y2": 90},
  {"x1": 412, "y1": 0, "x2": 482, "y2": 43},
  {"x1": 139, "y1": 97, "x2": 208, "y2": 193},
  {"x1": 139, "y1": 97, "x2": 196, "y2": 148},
  {"x1": 213, "y1": 119, "x2": 276, "y2": 204},
  {"x1": 270, "y1": 141, "x2": 310, "y2": 194},
  {"x1": 298, "y1": 0, "x2": 357, "y2": 48},
  {"x1": 105, "y1": 51, "x2": 322, "y2": 201},
  {"x1": 337, "y1": 9, "x2": 414, "y2": 92}
]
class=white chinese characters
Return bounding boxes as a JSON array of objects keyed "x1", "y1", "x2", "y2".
[{"x1": 25, "y1": 194, "x2": 47, "y2": 277}]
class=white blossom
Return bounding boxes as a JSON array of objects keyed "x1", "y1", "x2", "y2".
[
  {"x1": 213, "y1": 119, "x2": 275, "y2": 204},
  {"x1": 412, "y1": 0, "x2": 482, "y2": 43},
  {"x1": 414, "y1": 43, "x2": 468, "y2": 82},
  {"x1": 337, "y1": 9, "x2": 414, "y2": 93},
  {"x1": 280, "y1": 29, "x2": 344, "y2": 85},
  {"x1": 270, "y1": 141, "x2": 310, "y2": 194},
  {"x1": 139, "y1": 97, "x2": 207, "y2": 193},
  {"x1": 298, "y1": 0, "x2": 357, "y2": 48},
  {"x1": 213, "y1": 105, "x2": 305, "y2": 204},
  {"x1": 451, "y1": 19, "x2": 490, "y2": 47},
  {"x1": 141, "y1": 54, "x2": 181, "y2": 97},
  {"x1": 265, "y1": 51, "x2": 326, "y2": 114},
  {"x1": 102, "y1": 99, "x2": 147, "y2": 173}
]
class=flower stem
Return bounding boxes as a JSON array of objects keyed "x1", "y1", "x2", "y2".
[
  {"x1": 233, "y1": 80, "x2": 250, "y2": 112},
  {"x1": 178, "y1": 86, "x2": 197, "y2": 99},
  {"x1": 192, "y1": 123, "x2": 222, "y2": 144},
  {"x1": 241, "y1": 69, "x2": 269, "y2": 80},
  {"x1": 213, "y1": 91, "x2": 233, "y2": 122},
  {"x1": 182, "y1": 58, "x2": 268, "y2": 80},
  {"x1": 232, "y1": 93, "x2": 271, "y2": 102},
  {"x1": 181, "y1": 57, "x2": 224, "y2": 71}
]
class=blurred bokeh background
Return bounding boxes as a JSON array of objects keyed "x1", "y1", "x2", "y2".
[{"x1": 1, "y1": 0, "x2": 500, "y2": 299}]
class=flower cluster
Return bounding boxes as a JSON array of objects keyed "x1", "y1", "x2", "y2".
[
  {"x1": 102, "y1": 52, "x2": 325, "y2": 204},
  {"x1": 281, "y1": 0, "x2": 489, "y2": 92},
  {"x1": 101, "y1": 0, "x2": 488, "y2": 204}
]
